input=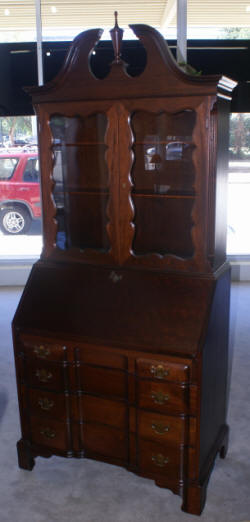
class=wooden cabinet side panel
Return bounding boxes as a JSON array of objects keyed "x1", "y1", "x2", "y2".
[{"x1": 199, "y1": 268, "x2": 231, "y2": 476}]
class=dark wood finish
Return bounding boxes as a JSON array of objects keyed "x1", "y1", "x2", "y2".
[
  {"x1": 83, "y1": 423, "x2": 128, "y2": 461},
  {"x1": 29, "y1": 416, "x2": 69, "y2": 452},
  {"x1": 199, "y1": 268, "x2": 231, "y2": 474},
  {"x1": 136, "y1": 380, "x2": 190, "y2": 415},
  {"x1": 75, "y1": 365, "x2": 127, "y2": 398},
  {"x1": 12, "y1": 16, "x2": 235, "y2": 516},
  {"x1": 21, "y1": 339, "x2": 66, "y2": 362},
  {"x1": 137, "y1": 439, "x2": 183, "y2": 479},
  {"x1": 78, "y1": 395, "x2": 127, "y2": 428},
  {"x1": 137, "y1": 410, "x2": 187, "y2": 445},
  {"x1": 17, "y1": 439, "x2": 35, "y2": 471},
  {"x1": 135, "y1": 358, "x2": 190, "y2": 382},
  {"x1": 12, "y1": 264, "x2": 216, "y2": 357},
  {"x1": 24, "y1": 387, "x2": 67, "y2": 421},
  {"x1": 25, "y1": 360, "x2": 65, "y2": 391}
]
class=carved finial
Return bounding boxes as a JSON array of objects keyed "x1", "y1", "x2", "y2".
[{"x1": 110, "y1": 11, "x2": 124, "y2": 63}]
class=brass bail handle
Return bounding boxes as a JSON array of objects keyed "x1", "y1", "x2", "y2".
[
  {"x1": 151, "y1": 423, "x2": 170, "y2": 435},
  {"x1": 40, "y1": 427, "x2": 56, "y2": 439},
  {"x1": 151, "y1": 391, "x2": 169, "y2": 405},
  {"x1": 152, "y1": 454, "x2": 169, "y2": 467},
  {"x1": 150, "y1": 364, "x2": 169, "y2": 380},
  {"x1": 36, "y1": 369, "x2": 53, "y2": 383},
  {"x1": 38, "y1": 397, "x2": 54, "y2": 411},
  {"x1": 34, "y1": 345, "x2": 50, "y2": 359}
]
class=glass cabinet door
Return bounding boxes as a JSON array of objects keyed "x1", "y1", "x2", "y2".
[
  {"x1": 130, "y1": 110, "x2": 196, "y2": 258},
  {"x1": 50, "y1": 113, "x2": 109, "y2": 252}
]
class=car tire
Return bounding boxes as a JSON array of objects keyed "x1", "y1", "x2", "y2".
[{"x1": 0, "y1": 206, "x2": 32, "y2": 235}]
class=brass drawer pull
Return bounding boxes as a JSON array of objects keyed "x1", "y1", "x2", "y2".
[
  {"x1": 150, "y1": 364, "x2": 169, "y2": 379},
  {"x1": 36, "y1": 369, "x2": 53, "y2": 383},
  {"x1": 151, "y1": 391, "x2": 169, "y2": 405},
  {"x1": 33, "y1": 345, "x2": 51, "y2": 359},
  {"x1": 38, "y1": 397, "x2": 54, "y2": 411},
  {"x1": 40, "y1": 427, "x2": 56, "y2": 439},
  {"x1": 151, "y1": 423, "x2": 170, "y2": 435},
  {"x1": 152, "y1": 454, "x2": 169, "y2": 467}
]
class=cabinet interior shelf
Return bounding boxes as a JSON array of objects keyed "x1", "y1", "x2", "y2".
[
  {"x1": 60, "y1": 189, "x2": 195, "y2": 198},
  {"x1": 53, "y1": 142, "x2": 106, "y2": 147},
  {"x1": 65, "y1": 189, "x2": 109, "y2": 195},
  {"x1": 132, "y1": 193, "x2": 195, "y2": 199},
  {"x1": 134, "y1": 140, "x2": 193, "y2": 145}
]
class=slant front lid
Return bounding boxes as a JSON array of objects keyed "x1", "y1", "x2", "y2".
[{"x1": 14, "y1": 262, "x2": 215, "y2": 357}]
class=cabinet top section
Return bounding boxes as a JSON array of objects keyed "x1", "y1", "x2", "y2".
[{"x1": 27, "y1": 21, "x2": 237, "y2": 104}]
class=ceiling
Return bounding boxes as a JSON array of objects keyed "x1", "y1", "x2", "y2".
[{"x1": 1, "y1": 0, "x2": 250, "y2": 39}]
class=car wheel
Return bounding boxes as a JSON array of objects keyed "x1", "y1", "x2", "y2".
[{"x1": 0, "y1": 206, "x2": 32, "y2": 235}]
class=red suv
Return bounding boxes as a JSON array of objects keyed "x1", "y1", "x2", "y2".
[{"x1": 0, "y1": 151, "x2": 41, "y2": 234}]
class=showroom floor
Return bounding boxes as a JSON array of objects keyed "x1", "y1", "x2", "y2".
[{"x1": 0, "y1": 284, "x2": 249, "y2": 522}]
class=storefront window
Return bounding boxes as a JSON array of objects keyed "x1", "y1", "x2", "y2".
[
  {"x1": 227, "y1": 113, "x2": 250, "y2": 255},
  {"x1": 0, "y1": 115, "x2": 42, "y2": 259}
]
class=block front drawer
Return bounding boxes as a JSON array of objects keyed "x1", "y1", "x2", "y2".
[
  {"x1": 137, "y1": 379, "x2": 190, "y2": 414},
  {"x1": 26, "y1": 388, "x2": 67, "y2": 421},
  {"x1": 19, "y1": 338, "x2": 66, "y2": 362},
  {"x1": 137, "y1": 410, "x2": 187, "y2": 445},
  {"x1": 25, "y1": 360, "x2": 65, "y2": 391},
  {"x1": 30, "y1": 416, "x2": 69, "y2": 452},
  {"x1": 137, "y1": 439, "x2": 183, "y2": 480},
  {"x1": 136, "y1": 358, "x2": 190, "y2": 383}
]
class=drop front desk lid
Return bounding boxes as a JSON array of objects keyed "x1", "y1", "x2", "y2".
[{"x1": 13, "y1": 261, "x2": 216, "y2": 357}]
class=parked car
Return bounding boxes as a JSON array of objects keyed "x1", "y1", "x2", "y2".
[{"x1": 0, "y1": 151, "x2": 41, "y2": 234}]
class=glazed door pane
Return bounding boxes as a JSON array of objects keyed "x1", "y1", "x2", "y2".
[
  {"x1": 50, "y1": 113, "x2": 109, "y2": 251},
  {"x1": 130, "y1": 110, "x2": 196, "y2": 257}
]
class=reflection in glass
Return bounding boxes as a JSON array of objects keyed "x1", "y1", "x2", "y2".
[
  {"x1": 166, "y1": 141, "x2": 186, "y2": 161},
  {"x1": 144, "y1": 136, "x2": 161, "y2": 171},
  {"x1": 0, "y1": 157, "x2": 18, "y2": 180},
  {"x1": 131, "y1": 111, "x2": 196, "y2": 195},
  {"x1": 144, "y1": 137, "x2": 193, "y2": 171},
  {"x1": 50, "y1": 113, "x2": 109, "y2": 251}
]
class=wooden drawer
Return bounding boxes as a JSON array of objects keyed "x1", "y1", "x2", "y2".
[
  {"x1": 136, "y1": 358, "x2": 190, "y2": 383},
  {"x1": 78, "y1": 346, "x2": 127, "y2": 370},
  {"x1": 27, "y1": 388, "x2": 67, "y2": 421},
  {"x1": 75, "y1": 364, "x2": 127, "y2": 399},
  {"x1": 30, "y1": 416, "x2": 69, "y2": 452},
  {"x1": 137, "y1": 380, "x2": 189, "y2": 414},
  {"x1": 137, "y1": 439, "x2": 182, "y2": 479},
  {"x1": 20, "y1": 338, "x2": 66, "y2": 362},
  {"x1": 74, "y1": 395, "x2": 127, "y2": 429},
  {"x1": 83, "y1": 423, "x2": 127, "y2": 462},
  {"x1": 137, "y1": 410, "x2": 186, "y2": 445},
  {"x1": 26, "y1": 360, "x2": 65, "y2": 392}
]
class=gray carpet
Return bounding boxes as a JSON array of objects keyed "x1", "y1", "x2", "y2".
[{"x1": 0, "y1": 283, "x2": 250, "y2": 522}]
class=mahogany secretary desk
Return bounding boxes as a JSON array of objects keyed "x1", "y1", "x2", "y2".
[{"x1": 12, "y1": 16, "x2": 236, "y2": 515}]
